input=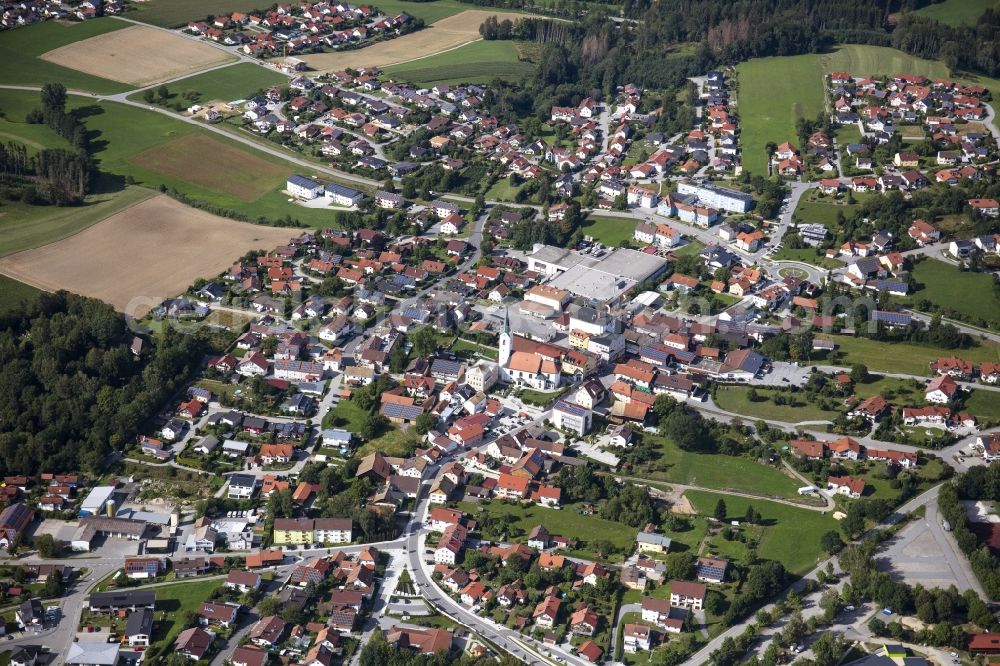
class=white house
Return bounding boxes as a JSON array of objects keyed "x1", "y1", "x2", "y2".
[{"x1": 287, "y1": 175, "x2": 323, "y2": 199}]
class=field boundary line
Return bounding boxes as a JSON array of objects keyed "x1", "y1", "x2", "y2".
[
  {"x1": 385, "y1": 37, "x2": 483, "y2": 68},
  {"x1": 0, "y1": 187, "x2": 158, "y2": 262}
]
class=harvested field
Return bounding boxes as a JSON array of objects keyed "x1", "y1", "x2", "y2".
[
  {"x1": 0, "y1": 195, "x2": 292, "y2": 315},
  {"x1": 128, "y1": 134, "x2": 288, "y2": 201},
  {"x1": 298, "y1": 10, "x2": 526, "y2": 70},
  {"x1": 40, "y1": 25, "x2": 235, "y2": 86}
]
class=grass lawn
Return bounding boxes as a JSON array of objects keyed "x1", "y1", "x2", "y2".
[
  {"x1": 0, "y1": 185, "x2": 156, "y2": 257},
  {"x1": 327, "y1": 395, "x2": 422, "y2": 456},
  {"x1": 632, "y1": 434, "x2": 806, "y2": 499},
  {"x1": 853, "y1": 376, "x2": 926, "y2": 404},
  {"x1": 771, "y1": 246, "x2": 841, "y2": 269},
  {"x1": 382, "y1": 39, "x2": 534, "y2": 86},
  {"x1": 835, "y1": 123, "x2": 862, "y2": 145},
  {"x1": 962, "y1": 389, "x2": 1000, "y2": 423},
  {"x1": 518, "y1": 386, "x2": 569, "y2": 407},
  {"x1": 457, "y1": 500, "x2": 643, "y2": 559},
  {"x1": 907, "y1": 259, "x2": 1000, "y2": 329},
  {"x1": 194, "y1": 378, "x2": 241, "y2": 402},
  {"x1": 150, "y1": 580, "x2": 218, "y2": 652},
  {"x1": 358, "y1": 425, "x2": 423, "y2": 457},
  {"x1": 127, "y1": 63, "x2": 287, "y2": 106},
  {"x1": 0, "y1": 116, "x2": 71, "y2": 155},
  {"x1": 684, "y1": 490, "x2": 837, "y2": 576},
  {"x1": 792, "y1": 190, "x2": 872, "y2": 228},
  {"x1": 324, "y1": 397, "x2": 370, "y2": 432},
  {"x1": 914, "y1": 0, "x2": 1000, "y2": 26},
  {"x1": 735, "y1": 54, "x2": 825, "y2": 175},
  {"x1": 581, "y1": 215, "x2": 634, "y2": 247},
  {"x1": 446, "y1": 335, "x2": 499, "y2": 360},
  {"x1": 484, "y1": 176, "x2": 522, "y2": 202},
  {"x1": 830, "y1": 335, "x2": 1000, "y2": 376},
  {"x1": 713, "y1": 385, "x2": 840, "y2": 423},
  {"x1": 0, "y1": 18, "x2": 132, "y2": 93},
  {"x1": 0, "y1": 275, "x2": 41, "y2": 314},
  {"x1": 673, "y1": 240, "x2": 705, "y2": 257}
]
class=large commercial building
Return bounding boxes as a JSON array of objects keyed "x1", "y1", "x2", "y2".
[
  {"x1": 677, "y1": 180, "x2": 754, "y2": 213},
  {"x1": 79, "y1": 486, "x2": 116, "y2": 517},
  {"x1": 524, "y1": 245, "x2": 669, "y2": 305}
]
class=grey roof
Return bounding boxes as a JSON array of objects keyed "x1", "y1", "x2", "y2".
[
  {"x1": 288, "y1": 174, "x2": 322, "y2": 190},
  {"x1": 229, "y1": 473, "x2": 257, "y2": 488},
  {"x1": 636, "y1": 531, "x2": 672, "y2": 547},
  {"x1": 125, "y1": 608, "x2": 153, "y2": 637},
  {"x1": 324, "y1": 182, "x2": 362, "y2": 199}
]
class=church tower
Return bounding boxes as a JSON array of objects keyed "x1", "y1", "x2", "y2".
[{"x1": 498, "y1": 307, "x2": 512, "y2": 380}]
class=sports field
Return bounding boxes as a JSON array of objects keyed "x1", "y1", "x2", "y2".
[
  {"x1": 129, "y1": 134, "x2": 287, "y2": 201},
  {"x1": 0, "y1": 195, "x2": 293, "y2": 314},
  {"x1": 735, "y1": 54, "x2": 825, "y2": 175},
  {"x1": 299, "y1": 10, "x2": 527, "y2": 70},
  {"x1": 127, "y1": 63, "x2": 287, "y2": 106},
  {"x1": 912, "y1": 0, "x2": 999, "y2": 26},
  {"x1": 0, "y1": 18, "x2": 132, "y2": 93},
  {"x1": 40, "y1": 24, "x2": 235, "y2": 87},
  {"x1": 382, "y1": 39, "x2": 534, "y2": 86}
]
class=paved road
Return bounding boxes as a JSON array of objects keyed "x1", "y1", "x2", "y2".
[
  {"x1": 405, "y1": 496, "x2": 587, "y2": 666},
  {"x1": 0, "y1": 556, "x2": 121, "y2": 660},
  {"x1": 684, "y1": 485, "x2": 944, "y2": 665}
]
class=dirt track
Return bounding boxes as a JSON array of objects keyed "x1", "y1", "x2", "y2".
[
  {"x1": 0, "y1": 195, "x2": 293, "y2": 315},
  {"x1": 40, "y1": 25, "x2": 234, "y2": 86},
  {"x1": 299, "y1": 10, "x2": 526, "y2": 71}
]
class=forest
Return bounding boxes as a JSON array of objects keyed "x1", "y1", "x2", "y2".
[{"x1": 0, "y1": 292, "x2": 230, "y2": 475}]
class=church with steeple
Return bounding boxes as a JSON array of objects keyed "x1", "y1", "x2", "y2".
[{"x1": 497, "y1": 307, "x2": 512, "y2": 382}]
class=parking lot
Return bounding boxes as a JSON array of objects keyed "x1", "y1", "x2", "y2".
[{"x1": 877, "y1": 501, "x2": 982, "y2": 595}]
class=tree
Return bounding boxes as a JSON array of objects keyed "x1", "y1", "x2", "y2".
[
  {"x1": 820, "y1": 530, "x2": 844, "y2": 554},
  {"x1": 409, "y1": 326, "x2": 438, "y2": 359},
  {"x1": 34, "y1": 534, "x2": 62, "y2": 559},
  {"x1": 819, "y1": 587, "x2": 842, "y2": 621},
  {"x1": 780, "y1": 610, "x2": 807, "y2": 646},
  {"x1": 41, "y1": 83, "x2": 67, "y2": 114},
  {"x1": 714, "y1": 498, "x2": 727, "y2": 520},
  {"x1": 849, "y1": 363, "x2": 868, "y2": 383},
  {"x1": 360, "y1": 413, "x2": 387, "y2": 441},
  {"x1": 414, "y1": 412, "x2": 438, "y2": 435},
  {"x1": 43, "y1": 569, "x2": 63, "y2": 597}
]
